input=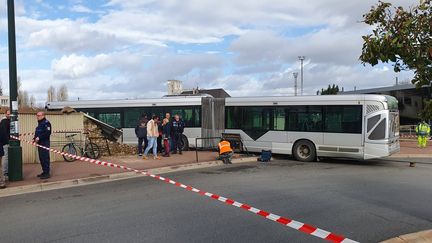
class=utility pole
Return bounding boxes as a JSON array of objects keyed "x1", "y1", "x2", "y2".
[
  {"x1": 7, "y1": 0, "x2": 23, "y2": 181},
  {"x1": 298, "y1": 56, "x2": 305, "y2": 95},
  {"x1": 293, "y1": 72, "x2": 298, "y2": 96}
]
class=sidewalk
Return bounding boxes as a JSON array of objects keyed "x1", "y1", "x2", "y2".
[
  {"x1": 391, "y1": 141, "x2": 432, "y2": 158},
  {"x1": 381, "y1": 229, "x2": 432, "y2": 243},
  {"x1": 6, "y1": 151, "x2": 223, "y2": 188}
]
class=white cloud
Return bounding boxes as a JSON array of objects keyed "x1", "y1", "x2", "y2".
[
  {"x1": 52, "y1": 54, "x2": 113, "y2": 79},
  {"x1": 0, "y1": 0, "x2": 420, "y2": 104},
  {"x1": 70, "y1": 5, "x2": 93, "y2": 13},
  {"x1": 51, "y1": 52, "x2": 144, "y2": 79},
  {"x1": 18, "y1": 17, "x2": 122, "y2": 53}
]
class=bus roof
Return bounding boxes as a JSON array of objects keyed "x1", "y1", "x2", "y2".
[
  {"x1": 46, "y1": 94, "x2": 392, "y2": 109},
  {"x1": 225, "y1": 94, "x2": 389, "y2": 105},
  {"x1": 46, "y1": 96, "x2": 203, "y2": 109}
]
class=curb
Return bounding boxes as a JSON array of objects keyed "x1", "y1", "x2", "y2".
[
  {"x1": 0, "y1": 156, "x2": 257, "y2": 198},
  {"x1": 381, "y1": 229, "x2": 432, "y2": 243}
]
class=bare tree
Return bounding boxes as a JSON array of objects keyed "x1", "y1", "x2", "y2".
[
  {"x1": 22, "y1": 91, "x2": 29, "y2": 107},
  {"x1": 17, "y1": 77, "x2": 29, "y2": 108},
  {"x1": 47, "y1": 85, "x2": 56, "y2": 102},
  {"x1": 30, "y1": 95, "x2": 36, "y2": 108},
  {"x1": 0, "y1": 79, "x2": 3, "y2": 96},
  {"x1": 57, "y1": 84, "x2": 68, "y2": 101}
]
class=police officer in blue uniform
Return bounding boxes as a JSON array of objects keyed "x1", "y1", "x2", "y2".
[
  {"x1": 171, "y1": 114, "x2": 185, "y2": 155},
  {"x1": 33, "y1": 111, "x2": 52, "y2": 179}
]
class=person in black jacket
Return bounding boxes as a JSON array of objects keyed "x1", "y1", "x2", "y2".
[
  {"x1": 33, "y1": 112, "x2": 52, "y2": 179},
  {"x1": 0, "y1": 110, "x2": 10, "y2": 179},
  {"x1": 171, "y1": 114, "x2": 185, "y2": 155},
  {"x1": 135, "y1": 115, "x2": 148, "y2": 156}
]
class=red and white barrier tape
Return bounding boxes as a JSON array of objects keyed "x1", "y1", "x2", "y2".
[
  {"x1": 399, "y1": 134, "x2": 418, "y2": 139},
  {"x1": 19, "y1": 129, "x2": 85, "y2": 137},
  {"x1": 11, "y1": 135, "x2": 358, "y2": 243}
]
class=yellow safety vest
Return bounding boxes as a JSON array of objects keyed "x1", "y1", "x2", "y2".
[{"x1": 416, "y1": 123, "x2": 431, "y2": 136}]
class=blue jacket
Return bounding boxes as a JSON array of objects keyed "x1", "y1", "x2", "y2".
[
  {"x1": 34, "y1": 118, "x2": 52, "y2": 142},
  {"x1": 163, "y1": 122, "x2": 172, "y2": 138},
  {"x1": 171, "y1": 119, "x2": 185, "y2": 135}
]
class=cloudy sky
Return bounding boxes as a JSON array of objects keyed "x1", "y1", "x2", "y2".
[{"x1": 0, "y1": 0, "x2": 417, "y2": 105}]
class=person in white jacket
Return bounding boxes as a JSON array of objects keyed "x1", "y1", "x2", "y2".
[{"x1": 143, "y1": 115, "x2": 161, "y2": 160}]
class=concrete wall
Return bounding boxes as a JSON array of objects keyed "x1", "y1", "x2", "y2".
[{"x1": 16, "y1": 112, "x2": 85, "y2": 164}]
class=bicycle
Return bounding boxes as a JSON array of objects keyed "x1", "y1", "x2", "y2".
[{"x1": 62, "y1": 133, "x2": 101, "y2": 162}]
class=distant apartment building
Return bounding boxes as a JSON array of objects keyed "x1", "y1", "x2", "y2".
[
  {"x1": 167, "y1": 80, "x2": 183, "y2": 95},
  {"x1": 166, "y1": 80, "x2": 231, "y2": 98},
  {"x1": 0, "y1": 96, "x2": 9, "y2": 107},
  {"x1": 340, "y1": 83, "x2": 431, "y2": 125}
]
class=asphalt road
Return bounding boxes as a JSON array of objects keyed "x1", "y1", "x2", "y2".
[{"x1": 0, "y1": 158, "x2": 431, "y2": 243}]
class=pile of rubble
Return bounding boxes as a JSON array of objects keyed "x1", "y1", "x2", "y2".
[{"x1": 84, "y1": 118, "x2": 137, "y2": 156}]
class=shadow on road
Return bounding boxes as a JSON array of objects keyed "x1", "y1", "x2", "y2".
[{"x1": 272, "y1": 154, "x2": 432, "y2": 167}]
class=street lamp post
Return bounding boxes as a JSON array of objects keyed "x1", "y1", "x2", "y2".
[
  {"x1": 298, "y1": 56, "x2": 305, "y2": 95},
  {"x1": 7, "y1": 0, "x2": 23, "y2": 181},
  {"x1": 293, "y1": 72, "x2": 298, "y2": 96}
]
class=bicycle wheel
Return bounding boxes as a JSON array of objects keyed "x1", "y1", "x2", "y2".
[
  {"x1": 62, "y1": 143, "x2": 79, "y2": 162},
  {"x1": 85, "y1": 142, "x2": 101, "y2": 159}
]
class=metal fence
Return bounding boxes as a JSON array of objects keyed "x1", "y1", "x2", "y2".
[{"x1": 399, "y1": 125, "x2": 418, "y2": 139}]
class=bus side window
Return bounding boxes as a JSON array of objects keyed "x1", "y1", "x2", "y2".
[{"x1": 274, "y1": 108, "x2": 285, "y2": 131}]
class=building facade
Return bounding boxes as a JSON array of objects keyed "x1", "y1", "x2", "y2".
[
  {"x1": 341, "y1": 83, "x2": 431, "y2": 125},
  {"x1": 0, "y1": 96, "x2": 9, "y2": 107}
]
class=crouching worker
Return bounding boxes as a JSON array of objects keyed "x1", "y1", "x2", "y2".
[{"x1": 218, "y1": 139, "x2": 233, "y2": 164}]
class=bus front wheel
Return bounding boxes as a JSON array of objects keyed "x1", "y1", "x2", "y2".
[{"x1": 293, "y1": 140, "x2": 316, "y2": 162}]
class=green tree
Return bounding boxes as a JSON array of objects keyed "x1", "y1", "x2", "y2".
[
  {"x1": 419, "y1": 99, "x2": 432, "y2": 120},
  {"x1": 319, "y1": 84, "x2": 340, "y2": 95},
  {"x1": 360, "y1": 0, "x2": 432, "y2": 87}
]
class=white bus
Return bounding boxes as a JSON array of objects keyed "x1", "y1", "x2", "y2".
[{"x1": 47, "y1": 94, "x2": 400, "y2": 161}]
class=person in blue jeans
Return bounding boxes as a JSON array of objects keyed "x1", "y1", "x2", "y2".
[{"x1": 143, "y1": 115, "x2": 161, "y2": 160}]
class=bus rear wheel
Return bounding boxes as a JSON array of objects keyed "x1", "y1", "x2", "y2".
[
  {"x1": 293, "y1": 140, "x2": 316, "y2": 162},
  {"x1": 180, "y1": 134, "x2": 189, "y2": 151}
]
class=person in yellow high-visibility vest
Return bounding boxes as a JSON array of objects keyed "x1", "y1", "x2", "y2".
[
  {"x1": 416, "y1": 121, "x2": 431, "y2": 148},
  {"x1": 218, "y1": 139, "x2": 233, "y2": 164}
]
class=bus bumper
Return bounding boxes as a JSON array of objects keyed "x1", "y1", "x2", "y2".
[{"x1": 364, "y1": 141, "x2": 400, "y2": 160}]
